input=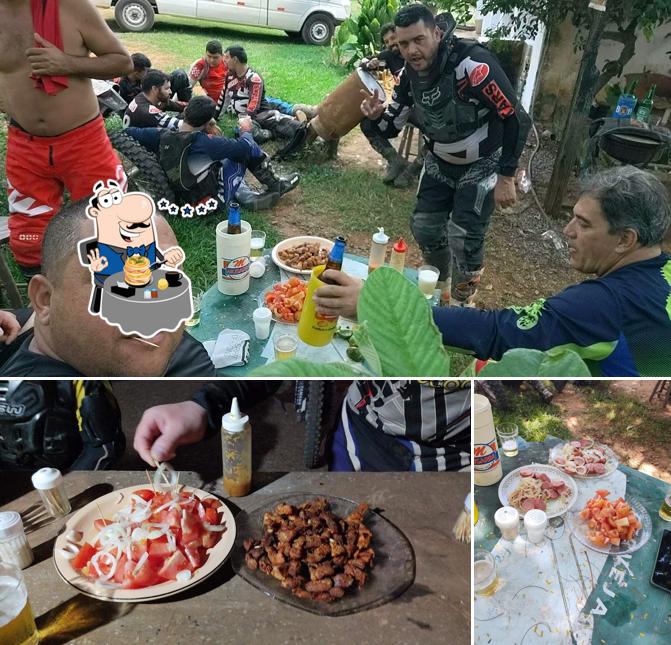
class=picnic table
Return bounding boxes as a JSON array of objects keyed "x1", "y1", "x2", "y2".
[
  {"x1": 474, "y1": 436, "x2": 671, "y2": 644},
  {"x1": 188, "y1": 252, "x2": 419, "y2": 375},
  {"x1": 3, "y1": 470, "x2": 468, "y2": 645}
]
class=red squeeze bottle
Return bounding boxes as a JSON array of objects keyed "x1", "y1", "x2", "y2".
[{"x1": 389, "y1": 238, "x2": 408, "y2": 272}]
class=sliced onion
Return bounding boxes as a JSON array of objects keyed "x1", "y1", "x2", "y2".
[
  {"x1": 154, "y1": 462, "x2": 178, "y2": 492},
  {"x1": 203, "y1": 522, "x2": 226, "y2": 532},
  {"x1": 132, "y1": 551, "x2": 149, "y2": 576},
  {"x1": 56, "y1": 547, "x2": 77, "y2": 560},
  {"x1": 64, "y1": 542, "x2": 81, "y2": 554},
  {"x1": 91, "y1": 551, "x2": 118, "y2": 580},
  {"x1": 175, "y1": 570, "x2": 192, "y2": 582},
  {"x1": 66, "y1": 530, "x2": 83, "y2": 542}
]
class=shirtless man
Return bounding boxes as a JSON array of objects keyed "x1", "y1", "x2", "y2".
[{"x1": 0, "y1": 0, "x2": 133, "y2": 276}]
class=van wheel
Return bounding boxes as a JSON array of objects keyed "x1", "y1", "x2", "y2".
[
  {"x1": 301, "y1": 14, "x2": 334, "y2": 46},
  {"x1": 114, "y1": 0, "x2": 155, "y2": 32}
]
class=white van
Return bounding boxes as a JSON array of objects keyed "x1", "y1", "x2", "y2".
[{"x1": 95, "y1": 0, "x2": 351, "y2": 45}]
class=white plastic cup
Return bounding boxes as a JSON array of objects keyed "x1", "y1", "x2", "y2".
[
  {"x1": 524, "y1": 509, "x2": 548, "y2": 544},
  {"x1": 417, "y1": 265, "x2": 440, "y2": 299},
  {"x1": 252, "y1": 307, "x2": 272, "y2": 339}
]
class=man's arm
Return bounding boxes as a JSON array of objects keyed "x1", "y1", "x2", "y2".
[
  {"x1": 459, "y1": 48, "x2": 531, "y2": 177},
  {"x1": 125, "y1": 127, "x2": 161, "y2": 152},
  {"x1": 188, "y1": 59, "x2": 204, "y2": 88},
  {"x1": 29, "y1": 0, "x2": 132, "y2": 79},
  {"x1": 198, "y1": 130, "x2": 261, "y2": 164},
  {"x1": 365, "y1": 68, "x2": 414, "y2": 139},
  {"x1": 432, "y1": 281, "x2": 623, "y2": 363},
  {"x1": 245, "y1": 72, "x2": 264, "y2": 116}
]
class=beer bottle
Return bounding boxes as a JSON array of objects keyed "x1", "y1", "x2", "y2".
[
  {"x1": 321, "y1": 236, "x2": 346, "y2": 284},
  {"x1": 227, "y1": 202, "x2": 242, "y2": 234},
  {"x1": 635, "y1": 85, "x2": 656, "y2": 124}
]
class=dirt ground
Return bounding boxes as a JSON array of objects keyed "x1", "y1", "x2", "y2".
[{"x1": 552, "y1": 381, "x2": 671, "y2": 483}]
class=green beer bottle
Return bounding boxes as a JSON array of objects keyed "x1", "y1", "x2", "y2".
[{"x1": 635, "y1": 85, "x2": 656, "y2": 124}]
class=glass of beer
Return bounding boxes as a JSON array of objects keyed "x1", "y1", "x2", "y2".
[
  {"x1": 185, "y1": 289, "x2": 204, "y2": 328},
  {"x1": 474, "y1": 549, "x2": 498, "y2": 596},
  {"x1": 496, "y1": 423, "x2": 519, "y2": 457},
  {"x1": 0, "y1": 562, "x2": 39, "y2": 645},
  {"x1": 250, "y1": 230, "x2": 266, "y2": 259},
  {"x1": 417, "y1": 265, "x2": 440, "y2": 299},
  {"x1": 273, "y1": 334, "x2": 298, "y2": 361},
  {"x1": 659, "y1": 491, "x2": 671, "y2": 521}
]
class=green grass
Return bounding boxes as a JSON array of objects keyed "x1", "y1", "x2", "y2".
[{"x1": 492, "y1": 389, "x2": 573, "y2": 443}]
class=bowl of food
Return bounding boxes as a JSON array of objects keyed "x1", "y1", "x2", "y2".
[
  {"x1": 231, "y1": 494, "x2": 415, "y2": 616},
  {"x1": 567, "y1": 490, "x2": 651, "y2": 555},
  {"x1": 272, "y1": 237, "x2": 333, "y2": 275},
  {"x1": 53, "y1": 469, "x2": 235, "y2": 602},
  {"x1": 498, "y1": 465, "x2": 577, "y2": 519},
  {"x1": 260, "y1": 278, "x2": 308, "y2": 324},
  {"x1": 549, "y1": 440, "x2": 618, "y2": 478}
]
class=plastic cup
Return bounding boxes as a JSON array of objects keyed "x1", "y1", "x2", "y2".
[
  {"x1": 494, "y1": 506, "x2": 519, "y2": 541},
  {"x1": 417, "y1": 265, "x2": 440, "y2": 299},
  {"x1": 250, "y1": 230, "x2": 266, "y2": 259},
  {"x1": 273, "y1": 334, "x2": 298, "y2": 361},
  {"x1": 0, "y1": 562, "x2": 38, "y2": 645},
  {"x1": 473, "y1": 549, "x2": 498, "y2": 596},
  {"x1": 253, "y1": 307, "x2": 272, "y2": 340},
  {"x1": 496, "y1": 423, "x2": 519, "y2": 457}
]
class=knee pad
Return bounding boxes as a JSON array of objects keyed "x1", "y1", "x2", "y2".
[{"x1": 411, "y1": 210, "x2": 450, "y2": 251}]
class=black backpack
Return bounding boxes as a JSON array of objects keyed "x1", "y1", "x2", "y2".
[{"x1": 158, "y1": 130, "x2": 220, "y2": 204}]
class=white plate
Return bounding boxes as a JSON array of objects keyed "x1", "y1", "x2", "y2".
[
  {"x1": 549, "y1": 442, "x2": 619, "y2": 479},
  {"x1": 567, "y1": 496, "x2": 652, "y2": 555},
  {"x1": 498, "y1": 464, "x2": 578, "y2": 519},
  {"x1": 53, "y1": 484, "x2": 235, "y2": 602},
  {"x1": 272, "y1": 236, "x2": 333, "y2": 275}
]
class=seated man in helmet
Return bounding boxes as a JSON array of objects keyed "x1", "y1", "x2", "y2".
[
  {"x1": 126, "y1": 95, "x2": 299, "y2": 210},
  {"x1": 0, "y1": 380, "x2": 125, "y2": 471}
]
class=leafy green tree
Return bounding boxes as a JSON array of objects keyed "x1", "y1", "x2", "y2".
[{"x1": 478, "y1": 0, "x2": 671, "y2": 93}]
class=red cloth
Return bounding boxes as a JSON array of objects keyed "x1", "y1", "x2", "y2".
[
  {"x1": 31, "y1": 0, "x2": 69, "y2": 95},
  {"x1": 6, "y1": 117, "x2": 126, "y2": 267}
]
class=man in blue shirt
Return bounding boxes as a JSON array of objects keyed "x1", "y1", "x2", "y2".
[
  {"x1": 312, "y1": 166, "x2": 671, "y2": 377},
  {"x1": 126, "y1": 96, "x2": 299, "y2": 209}
]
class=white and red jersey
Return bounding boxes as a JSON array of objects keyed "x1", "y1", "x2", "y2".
[
  {"x1": 188, "y1": 58, "x2": 229, "y2": 102},
  {"x1": 217, "y1": 67, "x2": 271, "y2": 117}
]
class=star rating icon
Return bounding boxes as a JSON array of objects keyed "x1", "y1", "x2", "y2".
[
  {"x1": 167, "y1": 203, "x2": 179, "y2": 216},
  {"x1": 180, "y1": 203, "x2": 195, "y2": 218},
  {"x1": 157, "y1": 197, "x2": 170, "y2": 211},
  {"x1": 195, "y1": 203, "x2": 208, "y2": 217},
  {"x1": 205, "y1": 198, "x2": 219, "y2": 211}
]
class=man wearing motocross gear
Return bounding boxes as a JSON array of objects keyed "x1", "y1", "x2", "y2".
[
  {"x1": 1, "y1": 0, "x2": 132, "y2": 276},
  {"x1": 214, "y1": 45, "x2": 306, "y2": 141},
  {"x1": 126, "y1": 96, "x2": 299, "y2": 208},
  {"x1": 362, "y1": 5, "x2": 531, "y2": 305},
  {"x1": 123, "y1": 70, "x2": 183, "y2": 131},
  {"x1": 0, "y1": 380, "x2": 125, "y2": 471},
  {"x1": 117, "y1": 52, "x2": 151, "y2": 104}
]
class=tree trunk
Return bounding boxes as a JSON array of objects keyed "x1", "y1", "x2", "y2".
[
  {"x1": 544, "y1": 9, "x2": 608, "y2": 216},
  {"x1": 594, "y1": 19, "x2": 638, "y2": 95}
]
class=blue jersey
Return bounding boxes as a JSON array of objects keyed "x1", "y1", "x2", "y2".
[{"x1": 433, "y1": 254, "x2": 671, "y2": 376}]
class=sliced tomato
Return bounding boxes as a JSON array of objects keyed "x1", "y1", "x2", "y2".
[
  {"x1": 202, "y1": 530, "x2": 220, "y2": 549},
  {"x1": 181, "y1": 511, "x2": 201, "y2": 544},
  {"x1": 148, "y1": 541, "x2": 175, "y2": 559},
  {"x1": 158, "y1": 549, "x2": 190, "y2": 580},
  {"x1": 133, "y1": 489, "x2": 156, "y2": 502},
  {"x1": 72, "y1": 542, "x2": 97, "y2": 570},
  {"x1": 202, "y1": 498, "x2": 222, "y2": 512},
  {"x1": 123, "y1": 558, "x2": 162, "y2": 589},
  {"x1": 131, "y1": 540, "x2": 148, "y2": 561},
  {"x1": 204, "y1": 507, "x2": 219, "y2": 525},
  {"x1": 183, "y1": 541, "x2": 203, "y2": 569},
  {"x1": 94, "y1": 518, "x2": 112, "y2": 531}
]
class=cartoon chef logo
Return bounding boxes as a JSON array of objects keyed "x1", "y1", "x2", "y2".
[{"x1": 78, "y1": 180, "x2": 193, "y2": 338}]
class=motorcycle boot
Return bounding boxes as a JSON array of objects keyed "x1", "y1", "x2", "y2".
[
  {"x1": 248, "y1": 154, "x2": 300, "y2": 196},
  {"x1": 235, "y1": 180, "x2": 280, "y2": 211}
]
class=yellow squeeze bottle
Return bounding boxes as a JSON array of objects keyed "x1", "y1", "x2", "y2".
[{"x1": 298, "y1": 265, "x2": 338, "y2": 347}]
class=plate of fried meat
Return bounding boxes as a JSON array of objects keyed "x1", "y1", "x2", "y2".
[{"x1": 231, "y1": 494, "x2": 415, "y2": 616}]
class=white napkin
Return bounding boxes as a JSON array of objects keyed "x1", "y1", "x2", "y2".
[{"x1": 204, "y1": 329, "x2": 250, "y2": 368}]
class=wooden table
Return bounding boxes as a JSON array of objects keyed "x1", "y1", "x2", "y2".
[{"x1": 3, "y1": 470, "x2": 469, "y2": 645}]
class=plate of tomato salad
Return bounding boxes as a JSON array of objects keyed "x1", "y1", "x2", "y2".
[{"x1": 53, "y1": 484, "x2": 236, "y2": 601}]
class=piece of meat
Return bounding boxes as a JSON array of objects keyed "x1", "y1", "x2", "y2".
[
  {"x1": 243, "y1": 538, "x2": 254, "y2": 551},
  {"x1": 519, "y1": 468, "x2": 534, "y2": 477},
  {"x1": 521, "y1": 498, "x2": 535, "y2": 512},
  {"x1": 305, "y1": 534, "x2": 322, "y2": 549},
  {"x1": 310, "y1": 562, "x2": 335, "y2": 581},
  {"x1": 532, "y1": 498, "x2": 547, "y2": 511},
  {"x1": 547, "y1": 489, "x2": 559, "y2": 499},
  {"x1": 357, "y1": 524, "x2": 372, "y2": 549},
  {"x1": 305, "y1": 578, "x2": 333, "y2": 593},
  {"x1": 245, "y1": 553, "x2": 258, "y2": 570},
  {"x1": 329, "y1": 586, "x2": 345, "y2": 599},
  {"x1": 356, "y1": 548, "x2": 375, "y2": 565},
  {"x1": 333, "y1": 573, "x2": 354, "y2": 589},
  {"x1": 306, "y1": 543, "x2": 331, "y2": 563}
]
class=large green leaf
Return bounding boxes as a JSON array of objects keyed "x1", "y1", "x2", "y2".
[
  {"x1": 478, "y1": 348, "x2": 591, "y2": 377},
  {"x1": 357, "y1": 268, "x2": 451, "y2": 376},
  {"x1": 351, "y1": 320, "x2": 383, "y2": 375},
  {"x1": 251, "y1": 359, "x2": 368, "y2": 377}
]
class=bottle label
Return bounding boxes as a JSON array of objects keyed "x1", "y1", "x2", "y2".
[
  {"x1": 221, "y1": 255, "x2": 250, "y2": 280},
  {"x1": 474, "y1": 440, "x2": 500, "y2": 472}
]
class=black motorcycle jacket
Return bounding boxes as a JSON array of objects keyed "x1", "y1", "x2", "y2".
[
  {"x1": 372, "y1": 37, "x2": 531, "y2": 175},
  {"x1": 0, "y1": 381, "x2": 124, "y2": 471}
]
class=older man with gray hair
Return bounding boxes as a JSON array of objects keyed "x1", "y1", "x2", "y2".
[{"x1": 314, "y1": 166, "x2": 671, "y2": 376}]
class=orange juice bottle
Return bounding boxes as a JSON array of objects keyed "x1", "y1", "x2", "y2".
[{"x1": 298, "y1": 265, "x2": 338, "y2": 347}]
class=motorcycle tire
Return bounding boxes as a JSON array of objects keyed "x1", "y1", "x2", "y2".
[
  {"x1": 109, "y1": 130, "x2": 175, "y2": 204},
  {"x1": 303, "y1": 381, "x2": 349, "y2": 469}
]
